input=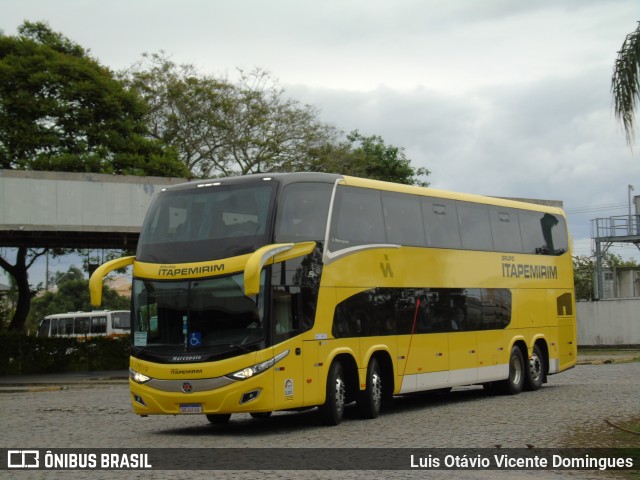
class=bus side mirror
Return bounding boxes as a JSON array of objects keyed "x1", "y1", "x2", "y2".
[
  {"x1": 244, "y1": 242, "x2": 316, "y2": 296},
  {"x1": 89, "y1": 256, "x2": 135, "y2": 307}
]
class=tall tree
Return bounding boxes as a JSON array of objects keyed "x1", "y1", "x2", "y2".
[
  {"x1": 123, "y1": 55, "x2": 340, "y2": 177},
  {"x1": 0, "y1": 22, "x2": 188, "y2": 332},
  {"x1": 0, "y1": 248, "x2": 47, "y2": 331},
  {"x1": 310, "y1": 131, "x2": 430, "y2": 186},
  {"x1": 0, "y1": 22, "x2": 187, "y2": 176},
  {"x1": 122, "y1": 52, "x2": 232, "y2": 177},
  {"x1": 221, "y1": 68, "x2": 338, "y2": 175},
  {"x1": 125, "y1": 54, "x2": 431, "y2": 185},
  {"x1": 612, "y1": 21, "x2": 640, "y2": 147}
]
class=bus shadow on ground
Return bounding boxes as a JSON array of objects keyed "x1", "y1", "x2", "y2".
[{"x1": 152, "y1": 386, "x2": 508, "y2": 437}]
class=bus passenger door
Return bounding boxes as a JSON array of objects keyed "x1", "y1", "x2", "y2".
[{"x1": 270, "y1": 285, "x2": 307, "y2": 409}]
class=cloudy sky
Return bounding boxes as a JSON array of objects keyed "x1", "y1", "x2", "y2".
[{"x1": 2, "y1": 0, "x2": 640, "y2": 284}]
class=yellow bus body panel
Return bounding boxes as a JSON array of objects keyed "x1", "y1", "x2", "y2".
[{"x1": 123, "y1": 176, "x2": 576, "y2": 415}]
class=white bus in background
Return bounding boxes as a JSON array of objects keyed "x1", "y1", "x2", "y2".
[{"x1": 37, "y1": 310, "x2": 131, "y2": 338}]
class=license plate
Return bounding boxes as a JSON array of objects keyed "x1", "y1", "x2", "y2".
[{"x1": 180, "y1": 404, "x2": 202, "y2": 414}]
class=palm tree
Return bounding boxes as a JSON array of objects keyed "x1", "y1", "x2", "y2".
[{"x1": 612, "y1": 22, "x2": 640, "y2": 147}]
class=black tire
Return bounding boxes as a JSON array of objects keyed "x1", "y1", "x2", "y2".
[
  {"x1": 206, "y1": 413, "x2": 231, "y2": 424},
  {"x1": 503, "y1": 345, "x2": 525, "y2": 395},
  {"x1": 318, "y1": 361, "x2": 346, "y2": 426},
  {"x1": 357, "y1": 357, "x2": 383, "y2": 419},
  {"x1": 250, "y1": 412, "x2": 272, "y2": 419},
  {"x1": 525, "y1": 344, "x2": 545, "y2": 391}
]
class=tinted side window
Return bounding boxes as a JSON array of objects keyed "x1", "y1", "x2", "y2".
[
  {"x1": 422, "y1": 198, "x2": 461, "y2": 249},
  {"x1": 329, "y1": 186, "x2": 386, "y2": 251},
  {"x1": 275, "y1": 183, "x2": 333, "y2": 242},
  {"x1": 490, "y1": 208, "x2": 524, "y2": 253},
  {"x1": 75, "y1": 317, "x2": 90, "y2": 335},
  {"x1": 382, "y1": 192, "x2": 426, "y2": 246},
  {"x1": 546, "y1": 214, "x2": 569, "y2": 255},
  {"x1": 50, "y1": 318, "x2": 58, "y2": 336},
  {"x1": 38, "y1": 319, "x2": 51, "y2": 337},
  {"x1": 91, "y1": 316, "x2": 107, "y2": 334},
  {"x1": 59, "y1": 317, "x2": 74, "y2": 335},
  {"x1": 457, "y1": 202, "x2": 493, "y2": 251},
  {"x1": 519, "y1": 210, "x2": 568, "y2": 255},
  {"x1": 112, "y1": 312, "x2": 131, "y2": 330},
  {"x1": 333, "y1": 287, "x2": 512, "y2": 338}
]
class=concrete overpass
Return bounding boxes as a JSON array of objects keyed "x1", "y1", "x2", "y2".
[
  {"x1": 0, "y1": 170, "x2": 188, "y2": 249},
  {"x1": 1, "y1": 170, "x2": 565, "y2": 250}
]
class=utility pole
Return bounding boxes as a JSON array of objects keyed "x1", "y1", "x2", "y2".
[{"x1": 629, "y1": 185, "x2": 635, "y2": 235}]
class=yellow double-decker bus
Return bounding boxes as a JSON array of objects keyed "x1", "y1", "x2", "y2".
[{"x1": 90, "y1": 173, "x2": 576, "y2": 426}]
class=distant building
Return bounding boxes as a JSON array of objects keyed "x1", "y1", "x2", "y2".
[
  {"x1": 600, "y1": 266, "x2": 640, "y2": 299},
  {"x1": 105, "y1": 276, "x2": 132, "y2": 298}
]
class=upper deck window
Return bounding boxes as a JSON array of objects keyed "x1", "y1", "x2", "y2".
[
  {"x1": 328, "y1": 186, "x2": 386, "y2": 252},
  {"x1": 275, "y1": 182, "x2": 333, "y2": 242}
]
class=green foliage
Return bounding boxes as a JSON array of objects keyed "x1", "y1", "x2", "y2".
[
  {"x1": 573, "y1": 255, "x2": 596, "y2": 300},
  {"x1": 0, "y1": 332, "x2": 130, "y2": 375},
  {"x1": 0, "y1": 22, "x2": 187, "y2": 177},
  {"x1": 124, "y1": 54, "x2": 431, "y2": 185},
  {"x1": 612, "y1": 21, "x2": 640, "y2": 147},
  {"x1": 573, "y1": 253, "x2": 639, "y2": 300},
  {"x1": 123, "y1": 55, "x2": 338, "y2": 177},
  {"x1": 312, "y1": 131, "x2": 430, "y2": 186}
]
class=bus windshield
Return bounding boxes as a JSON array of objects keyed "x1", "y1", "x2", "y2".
[
  {"x1": 137, "y1": 183, "x2": 275, "y2": 263},
  {"x1": 132, "y1": 273, "x2": 265, "y2": 360}
]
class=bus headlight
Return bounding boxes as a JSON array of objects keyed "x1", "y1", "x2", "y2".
[
  {"x1": 226, "y1": 350, "x2": 290, "y2": 381},
  {"x1": 129, "y1": 368, "x2": 152, "y2": 384}
]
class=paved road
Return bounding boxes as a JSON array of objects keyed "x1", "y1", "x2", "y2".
[{"x1": 1, "y1": 362, "x2": 638, "y2": 479}]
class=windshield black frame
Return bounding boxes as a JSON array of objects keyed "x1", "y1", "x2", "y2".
[
  {"x1": 131, "y1": 273, "x2": 266, "y2": 363},
  {"x1": 137, "y1": 182, "x2": 277, "y2": 264}
]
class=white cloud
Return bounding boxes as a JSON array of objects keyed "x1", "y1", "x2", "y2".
[{"x1": 1, "y1": 0, "x2": 639, "y2": 282}]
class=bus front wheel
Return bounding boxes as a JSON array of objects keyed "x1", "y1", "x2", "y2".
[
  {"x1": 357, "y1": 357, "x2": 382, "y2": 419},
  {"x1": 318, "y1": 361, "x2": 346, "y2": 426}
]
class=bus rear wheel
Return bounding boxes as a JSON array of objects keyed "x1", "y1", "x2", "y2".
[
  {"x1": 525, "y1": 344, "x2": 545, "y2": 391},
  {"x1": 357, "y1": 357, "x2": 382, "y2": 419},
  {"x1": 503, "y1": 345, "x2": 525, "y2": 395},
  {"x1": 318, "y1": 361, "x2": 346, "y2": 426}
]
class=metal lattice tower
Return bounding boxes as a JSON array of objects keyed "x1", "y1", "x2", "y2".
[{"x1": 591, "y1": 193, "x2": 640, "y2": 299}]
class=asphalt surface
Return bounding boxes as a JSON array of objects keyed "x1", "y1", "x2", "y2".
[
  {"x1": 0, "y1": 351, "x2": 638, "y2": 480},
  {"x1": 0, "y1": 350, "x2": 637, "y2": 390}
]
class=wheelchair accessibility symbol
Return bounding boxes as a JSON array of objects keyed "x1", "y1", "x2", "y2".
[{"x1": 189, "y1": 332, "x2": 202, "y2": 347}]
